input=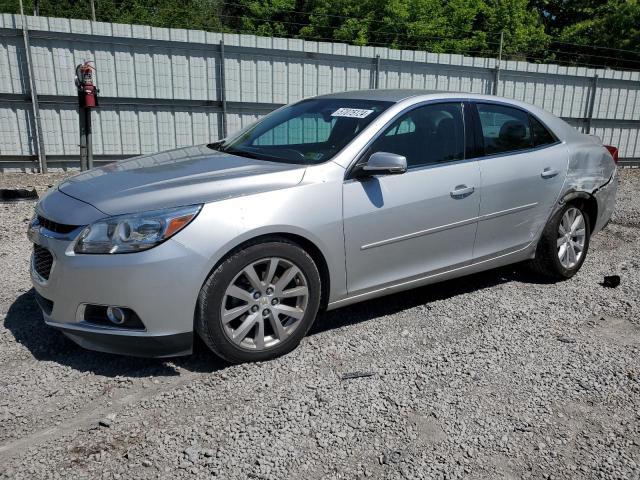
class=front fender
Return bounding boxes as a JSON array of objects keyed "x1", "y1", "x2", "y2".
[{"x1": 172, "y1": 180, "x2": 347, "y2": 310}]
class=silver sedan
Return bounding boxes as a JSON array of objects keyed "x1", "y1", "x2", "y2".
[{"x1": 29, "y1": 90, "x2": 618, "y2": 363}]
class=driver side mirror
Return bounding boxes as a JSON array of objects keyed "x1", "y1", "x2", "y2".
[{"x1": 355, "y1": 151, "x2": 407, "y2": 177}]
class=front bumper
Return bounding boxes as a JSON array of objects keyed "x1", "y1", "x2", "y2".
[
  {"x1": 47, "y1": 319, "x2": 192, "y2": 357},
  {"x1": 29, "y1": 226, "x2": 207, "y2": 358}
]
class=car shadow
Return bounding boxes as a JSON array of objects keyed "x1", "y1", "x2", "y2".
[
  {"x1": 4, "y1": 264, "x2": 556, "y2": 377},
  {"x1": 311, "y1": 263, "x2": 556, "y2": 335},
  {"x1": 359, "y1": 177, "x2": 384, "y2": 208}
]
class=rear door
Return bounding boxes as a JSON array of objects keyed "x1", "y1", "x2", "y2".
[
  {"x1": 471, "y1": 102, "x2": 568, "y2": 260},
  {"x1": 342, "y1": 101, "x2": 482, "y2": 294}
]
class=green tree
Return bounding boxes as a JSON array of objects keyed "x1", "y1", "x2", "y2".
[
  {"x1": 483, "y1": 0, "x2": 550, "y2": 58},
  {"x1": 529, "y1": 0, "x2": 602, "y2": 35},
  {"x1": 225, "y1": 0, "x2": 300, "y2": 37},
  {"x1": 0, "y1": 0, "x2": 225, "y2": 31},
  {"x1": 0, "y1": 0, "x2": 636, "y2": 68},
  {"x1": 555, "y1": 0, "x2": 640, "y2": 68},
  {"x1": 298, "y1": 0, "x2": 549, "y2": 57}
]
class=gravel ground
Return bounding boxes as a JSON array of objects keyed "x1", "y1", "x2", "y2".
[
  {"x1": 0, "y1": 170, "x2": 639, "y2": 480},
  {"x1": 0, "y1": 172, "x2": 71, "y2": 193}
]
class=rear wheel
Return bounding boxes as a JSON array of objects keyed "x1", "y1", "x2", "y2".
[
  {"x1": 530, "y1": 203, "x2": 591, "y2": 279},
  {"x1": 197, "y1": 240, "x2": 321, "y2": 363}
]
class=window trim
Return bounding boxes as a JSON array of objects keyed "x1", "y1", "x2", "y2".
[
  {"x1": 344, "y1": 98, "x2": 469, "y2": 180},
  {"x1": 470, "y1": 100, "x2": 562, "y2": 160},
  {"x1": 465, "y1": 101, "x2": 483, "y2": 159}
]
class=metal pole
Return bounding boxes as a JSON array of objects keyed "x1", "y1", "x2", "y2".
[
  {"x1": 86, "y1": 109, "x2": 93, "y2": 169},
  {"x1": 19, "y1": 0, "x2": 47, "y2": 173},
  {"x1": 33, "y1": 0, "x2": 39, "y2": 16},
  {"x1": 585, "y1": 74, "x2": 599, "y2": 135},
  {"x1": 493, "y1": 31, "x2": 504, "y2": 96},
  {"x1": 374, "y1": 55, "x2": 380, "y2": 89},
  {"x1": 90, "y1": 0, "x2": 96, "y2": 21},
  {"x1": 219, "y1": 40, "x2": 228, "y2": 139},
  {"x1": 79, "y1": 104, "x2": 88, "y2": 171}
]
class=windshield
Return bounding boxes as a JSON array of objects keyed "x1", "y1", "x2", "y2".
[{"x1": 209, "y1": 98, "x2": 393, "y2": 164}]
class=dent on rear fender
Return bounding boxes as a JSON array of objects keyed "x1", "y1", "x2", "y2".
[
  {"x1": 564, "y1": 142, "x2": 614, "y2": 196},
  {"x1": 561, "y1": 140, "x2": 617, "y2": 235}
]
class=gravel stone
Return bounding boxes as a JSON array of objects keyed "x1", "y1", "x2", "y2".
[
  {"x1": 0, "y1": 170, "x2": 639, "y2": 479},
  {"x1": 98, "y1": 419, "x2": 112, "y2": 428}
]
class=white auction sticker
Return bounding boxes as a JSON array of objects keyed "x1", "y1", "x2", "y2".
[{"x1": 331, "y1": 108, "x2": 374, "y2": 119}]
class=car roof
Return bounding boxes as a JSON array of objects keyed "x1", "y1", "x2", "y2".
[
  {"x1": 316, "y1": 89, "x2": 443, "y2": 102},
  {"x1": 315, "y1": 89, "x2": 581, "y2": 142}
]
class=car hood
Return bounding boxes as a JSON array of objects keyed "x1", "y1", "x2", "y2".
[{"x1": 58, "y1": 145, "x2": 307, "y2": 216}]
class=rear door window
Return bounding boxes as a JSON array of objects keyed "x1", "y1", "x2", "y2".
[{"x1": 476, "y1": 103, "x2": 533, "y2": 155}]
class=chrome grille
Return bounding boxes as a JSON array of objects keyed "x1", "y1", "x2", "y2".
[{"x1": 33, "y1": 245, "x2": 54, "y2": 280}]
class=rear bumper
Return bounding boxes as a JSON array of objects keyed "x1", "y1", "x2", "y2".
[
  {"x1": 47, "y1": 318, "x2": 193, "y2": 358},
  {"x1": 593, "y1": 168, "x2": 618, "y2": 235}
]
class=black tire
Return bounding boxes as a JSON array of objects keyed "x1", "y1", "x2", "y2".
[
  {"x1": 530, "y1": 202, "x2": 591, "y2": 280},
  {"x1": 196, "y1": 239, "x2": 321, "y2": 363}
]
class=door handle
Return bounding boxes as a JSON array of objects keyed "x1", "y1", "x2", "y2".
[
  {"x1": 541, "y1": 167, "x2": 560, "y2": 179},
  {"x1": 450, "y1": 185, "x2": 475, "y2": 198}
]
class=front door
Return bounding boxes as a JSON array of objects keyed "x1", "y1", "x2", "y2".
[{"x1": 343, "y1": 102, "x2": 482, "y2": 295}]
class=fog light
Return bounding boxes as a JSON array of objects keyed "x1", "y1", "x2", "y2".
[
  {"x1": 82, "y1": 304, "x2": 145, "y2": 330},
  {"x1": 106, "y1": 306, "x2": 126, "y2": 325}
]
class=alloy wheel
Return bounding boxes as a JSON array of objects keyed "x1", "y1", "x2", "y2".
[
  {"x1": 220, "y1": 257, "x2": 309, "y2": 350},
  {"x1": 557, "y1": 207, "x2": 586, "y2": 269}
]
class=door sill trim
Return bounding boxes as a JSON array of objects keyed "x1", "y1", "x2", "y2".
[{"x1": 328, "y1": 242, "x2": 533, "y2": 309}]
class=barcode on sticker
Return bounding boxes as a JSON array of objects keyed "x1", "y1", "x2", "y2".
[{"x1": 331, "y1": 108, "x2": 374, "y2": 119}]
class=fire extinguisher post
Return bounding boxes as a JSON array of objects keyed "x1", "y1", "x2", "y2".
[
  {"x1": 78, "y1": 96, "x2": 88, "y2": 171},
  {"x1": 75, "y1": 61, "x2": 99, "y2": 171},
  {"x1": 86, "y1": 106, "x2": 93, "y2": 170}
]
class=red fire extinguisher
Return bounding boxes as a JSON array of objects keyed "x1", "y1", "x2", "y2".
[{"x1": 75, "y1": 61, "x2": 99, "y2": 108}]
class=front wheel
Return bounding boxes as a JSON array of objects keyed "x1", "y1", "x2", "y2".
[
  {"x1": 530, "y1": 203, "x2": 591, "y2": 279},
  {"x1": 196, "y1": 240, "x2": 321, "y2": 363}
]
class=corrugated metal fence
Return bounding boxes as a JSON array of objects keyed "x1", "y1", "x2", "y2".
[{"x1": 0, "y1": 13, "x2": 639, "y2": 170}]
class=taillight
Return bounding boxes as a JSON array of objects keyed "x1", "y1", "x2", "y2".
[{"x1": 604, "y1": 145, "x2": 619, "y2": 164}]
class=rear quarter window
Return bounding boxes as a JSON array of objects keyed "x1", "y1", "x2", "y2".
[{"x1": 530, "y1": 115, "x2": 557, "y2": 147}]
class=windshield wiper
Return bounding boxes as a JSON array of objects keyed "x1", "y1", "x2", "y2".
[
  {"x1": 212, "y1": 144, "x2": 291, "y2": 163},
  {"x1": 222, "y1": 147, "x2": 261, "y2": 160},
  {"x1": 207, "y1": 142, "x2": 259, "y2": 159}
]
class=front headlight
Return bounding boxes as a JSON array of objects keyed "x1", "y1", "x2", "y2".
[{"x1": 74, "y1": 204, "x2": 202, "y2": 254}]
